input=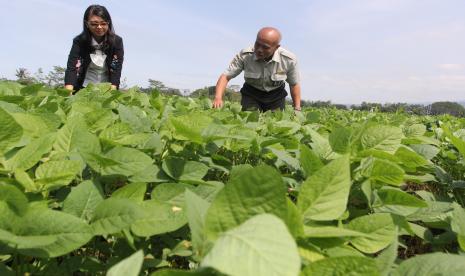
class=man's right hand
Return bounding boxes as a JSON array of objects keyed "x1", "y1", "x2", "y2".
[{"x1": 212, "y1": 98, "x2": 223, "y2": 108}]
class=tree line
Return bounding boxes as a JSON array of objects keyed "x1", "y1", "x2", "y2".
[
  {"x1": 299, "y1": 100, "x2": 465, "y2": 117},
  {"x1": 5, "y1": 67, "x2": 465, "y2": 117}
]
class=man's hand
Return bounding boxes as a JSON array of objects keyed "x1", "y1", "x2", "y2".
[
  {"x1": 111, "y1": 85, "x2": 117, "y2": 90},
  {"x1": 213, "y1": 74, "x2": 230, "y2": 109},
  {"x1": 64, "y1": 84, "x2": 74, "y2": 91},
  {"x1": 212, "y1": 97, "x2": 223, "y2": 108}
]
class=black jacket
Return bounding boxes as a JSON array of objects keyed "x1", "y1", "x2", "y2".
[{"x1": 64, "y1": 34, "x2": 124, "y2": 90}]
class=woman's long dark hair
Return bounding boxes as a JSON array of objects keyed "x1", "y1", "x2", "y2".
[{"x1": 79, "y1": 5, "x2": 116, "y2": 51}]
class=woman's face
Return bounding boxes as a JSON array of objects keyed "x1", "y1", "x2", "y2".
[{"x1": 86, "y1": 15, "x2": 109, "y2": 38}]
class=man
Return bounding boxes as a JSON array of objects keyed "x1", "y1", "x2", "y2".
[{"x1": 213, "y1": 27, "x2": 301, "y2": 112}]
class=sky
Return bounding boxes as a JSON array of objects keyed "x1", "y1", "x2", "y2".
[{"x1": 1, "y1": 0, "x2": 465, "y2": 104}]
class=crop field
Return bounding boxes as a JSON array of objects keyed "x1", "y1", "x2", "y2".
[{"x1": 1, "y1": 81, "x2": 465, "y2": 275}]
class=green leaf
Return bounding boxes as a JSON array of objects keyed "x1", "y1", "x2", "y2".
[
  {"x1": 376, "y1": 188, "x2": 428, "y2": 207},
  {"x1": 0, "y1": 81, "x2": 22, "y2": 95},
  {"x1": 0, "y1": 263, "x2": 14, "y2": 276},
  {"x1": 20, "y1": 83, "x2": 43, "y2": 96},
  {"x1": 229, "y1": 164, "x2": 253, "y2": 179},
  {"x1": 112, "y1": 133, "x2": 154, "y2": 148},
  {"x1": 201, "y1": 214, "x2": 300, "y2": 276},
  {"x1": 117, "y1": 105, "x2": 152, "y2": 133},
  {"x1": 162, "y1": 157, "x2": 209, "y2": 182},
  {"x1": 151, "y1": 182, "x2": 223, "y2": 208},
  {"x1": 283, "y1": 198, "x2": 304, "y2": 238},
  {"x1": 404, "y1": 124, "x2": 426, "y2": 137},
  {"x1": 90, "y1": 198, "x2": 145, "y2": 235},
  {"x1": 395, "y1": 146, "x2": 429, "y2": 168},
  {"x1": 360, "y1": 125, "x2": 403, "y2": 153},
  {"x1": 306, "y1": 128, "x2": 338, "y2": 160},
  {"x1": 14, "y1": 169, "x2": 39, "y2": 193},
  {"x1": 301, "y1": 256, "x2": 380, "y2": 276},
  {"x1": 408, "y1": 144, "x2": 440, "y2": 160},
  {"x1": 185, "y1": 189, "x2": 210, "y2": 258},
  {"x1": 107, "y1": 250, "x2": 144, "y2": 276},
  {"x1": 267, "y1": 148, "x2": 300, "y2": 170},
  {"x1": 151, "y1": 183, "x2": 189, "y2": 205},
  {"x1": 297, "y1": 155, "x2": 351, "y2": 221},
  {"x1": 0, "y1": 107, "x2": 22, "y2": 155},
  {"x1": 100, "y1": 123, "x2": 133, "y2": 144},
  {"x1": 53, "y1": 116, "x2": 101, "y2": 154},
  {"x1": 303, "y1": 226, "x2": 369, "y2": 238},
  {"x1": 450, "y1": 204, "x2": 465, "y2": 251},
  {"x1": 324, "y1": 245, "x2": 365, "y2": 258},
  {"x1": 406, "y1": 201, "x2": 454, "y2": 223},
  {"x1": 0, "y1": 209, "x2": 93, "y2": 258},
  {"x1": 11, "y1": 113, "x2": 52, "y2": 140},
  {"x1": 170, "y1": 113, "x2": 213, "y2": 144},
  {"x1": 299, "y1": 144, "x2": 323, "y2": 178},
  {"x1": 395, "y1": 253, "x2": 465, "y2": 276},
  {"x1": 0, "y1": 184, "x2": 28, "y2": 216},
  {"x1": 112, "y1": 183, "x2": 147, "y2": 202},
  {"x1": 346, "y1": 213, "x2": 396, "y2": 253},
  {"x1": 35, "y1": 160, "x2": 82, "y2": 191},
  {"x1": 329, "y1": 126, "x2": 352, "y2": 154},
  {"x1": 5, "y1": 133, "x2": 56, "y2": 171},
  {"x1": 129, "y1": 164, "x2": 171, "y2": 183},
  {"x1": 101, "y1": 147, "x2": 154, "y2": 177},
  {"x1": 84, "y1": 108, "x2": 116, "y2": 133},
  {"x1": 376, "y1": 236, "x2": 398, "y2": 276},
  {"x1": 63, "y1": 180, "x2": 104, "y2": 222},
  {"x1": 443, "y1": 124, "x2": 465, "y2": 158},
  {"x1": 204, "y1": 165, "x2": 287, "y2": 239},
  {"x1": 82, "y1": 152, "x2": 122, "y2": 173},
  {"x1": 360, "y1": 157, "x2": 405, "y2": 186},
  {"x1": 130, "y1": 200, "x2": 187, "y2": 237},
  {"x1": 151, "y1": 268, "x2": 224, "y2": 276}
]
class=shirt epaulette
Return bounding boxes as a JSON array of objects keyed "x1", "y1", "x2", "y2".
[
  {"x1": 280, "y1": 48, "x2": 297, "y2": 61},
  {"x1": 241, "y1": 47, "x2": 255, "y2": 55}
]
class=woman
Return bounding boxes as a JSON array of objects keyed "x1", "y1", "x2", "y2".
[{"x1": 64, "y1": 5, "x2": 124, "y2": 91}]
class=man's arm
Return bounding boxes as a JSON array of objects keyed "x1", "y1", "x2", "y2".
[
  {"x1": 212, "y1": 49, "x2": 246, "y2": 108},
  {"x1": 213, "y1": 74, "x2": 231, "y2": 108},
  {"x1": 290, "y1": 83, "x2": 301, "y2": 111}
]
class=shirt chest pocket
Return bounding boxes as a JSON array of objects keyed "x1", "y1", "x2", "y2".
[
  {"x1": 244, "y1": 71, "x2": 261, "y2": 79},
  {"x1": 271, "y1": 73, "x2": 287, "y2": 81},
  {"x1": 244, "y1": 71, "x2": 262, "y2": 86}
]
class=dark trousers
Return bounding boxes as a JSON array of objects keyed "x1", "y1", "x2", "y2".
[{"x1": 240, "y1": 83, "x2": 287, "y2": 112}]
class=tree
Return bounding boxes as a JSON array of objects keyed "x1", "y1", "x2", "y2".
[
  {"x1": 34, "y1": 68, "x2": 47, "y2": 84},
  {"x1": 190, "y1": 86, "x2": 240, "y2": 102},
  {"x1": 15, "y1": 68, "x2": 35, "y2": 85},
  {"x1": 430, "y1": 101, "x2": 465, "y2": 117},
  {"x1": 46, "y1": 66, "x2": 66, "y2": 87},
  {"x1": 146, "y1": 79, "x2": 182, "y2": 96},
  {"x1": 148, "y1": 79, "x2": 166, "y2": 91}
]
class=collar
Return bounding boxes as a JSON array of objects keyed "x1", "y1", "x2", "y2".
[
  {"x1": 91, "y1": 37, "x2": 104, "y2": 46},
  {"x1": 253, "y1": 47, "x2": 282, "y2": 63},
  {"x1": 271, "y1": 47, "x2": 281, "y2": 63}
]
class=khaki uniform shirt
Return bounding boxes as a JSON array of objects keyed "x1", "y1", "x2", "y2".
[{"x1": 223, "y1": 46, "x2": 300, "y2": 92}]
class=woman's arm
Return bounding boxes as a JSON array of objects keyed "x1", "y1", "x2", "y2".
[{"x1": 64, "y1": 37, "x2": 81, "y2": 91}]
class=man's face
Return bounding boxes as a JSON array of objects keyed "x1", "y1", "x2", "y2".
[{"x1": 254, "y1": 37, "x2": 279, "y2": 61}]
